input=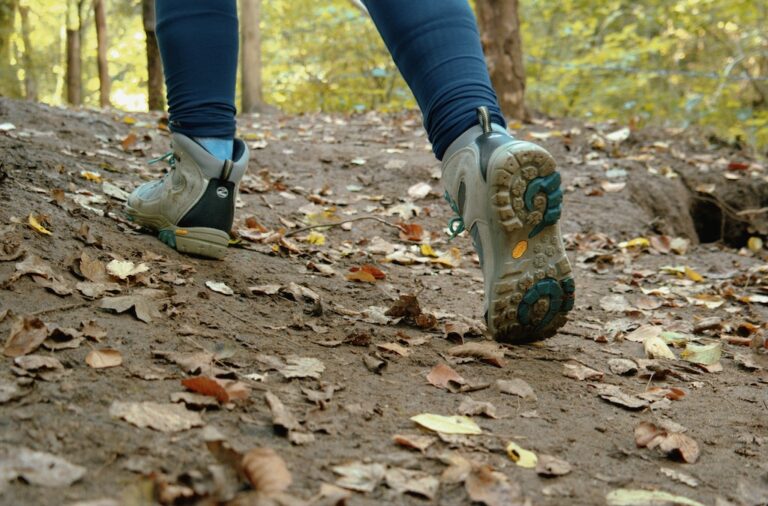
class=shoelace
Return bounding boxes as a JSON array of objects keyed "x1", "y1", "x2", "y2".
[
  {"x1": 444, "y1": 190, "x2": 465, "y2": 240},
  {"x1": 149, "y1": 151, "x2": 176, "y2": 168}
]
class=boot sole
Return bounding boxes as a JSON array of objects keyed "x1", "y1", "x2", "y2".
[
  {"x1": 484, "y1": 142, "x2": 574, "y2": 342},
  {"x1": 125, "y1": 206, "x2": 229, "y2": 260}
]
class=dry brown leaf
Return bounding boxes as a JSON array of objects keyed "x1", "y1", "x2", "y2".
[
  {"x1": 562, "y1": 362, "x2": 604, "y2": 381},
  {"x1": 43, "y1": 326, "x2": 84, "y2": 350},
  {"x1": 448, "y1": 342, "x2": 506, "y2": 368},
  {"x1": 14, "y1": 354, "x2": 64, "y2": 371},
  {"x1": 458, "y1": 397, "x2": 498, "y2": 418},
  {"x1": 535, "y1": 455, "x2": 572, "y2": 477},
  {"x1": 465, "y1": 464, "x2": 525, "y2": 506},
  {"x1": 345, "y1": 270, "x2": 376, "y2": 283},
  {"x1": 496, "y1": 378, "x2": 537, "y2": 400},
  {"x1": 265, "y1": 391, "x2": 301, "y2": 433},
  {"x1": 385, "y1": 468, "x2": 439, "y2": 500},
  {"x1": 426, "y1": 363, "x2": 466, "y2": 390},
  {"x1": 377, "y1": 342, "x2": 411, "y2": 357},
  {"x1": 241, "y1": 447, "x2": 292, "y2": 496},
  {"x1": 109, "y1": 401, "x2": 204, "y2": 432},
  {"x1": 79, "y1": 251, "x2": 107, "y2": 282},
  {"x1": 634, "y1": 421, "x2": 700, "y2": 463},
  {"x1": 385, "y1": 294, "x2": 422, "y2": 318},
  {"x1": 392, "y1": 434, "x2": 438, "y2": 452},
  {"x1": 592, "y1": 384, "x2": 649, "y2": 410},
  {"x1": 278, "y1": 356, "x2": 325, "y2": 379},
  {"x1": 100, "y1": 295, "x2": 158, "y2": 323},
  {"x1": 85, "y1": 349, "x2": 123, "y2": 369},
  {"x1": 333, "y1": 462, "x2": 386, "y2": 493},
  {"x1": 4, "y1": 316, "x2": 48, "y2": 357}
]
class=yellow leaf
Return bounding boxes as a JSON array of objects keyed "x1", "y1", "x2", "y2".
[
  {"x1": 506, "y1": 442, "x2": 538, "y2": 468},
  {"x1": 419, "y1": 244, "x2": 438, "y2": 258},
  {"x1": 123, "y1": 116, "x2": 136, "y2": 125},
  {"x1": 684, "y1": 266, "x2": 704, "y2": 282},
  {"x1": 747, "y1": 236, "x2": 763, "y2": 253},
  {"x1": 617, "y1": 237, "x2": 649, "y2": 249},
  {"x1": 306, "y1": 231, "x2": 326, "y2": 245},
  {"x1": 80, "y1": 170, "x2": 103, "y2": 183},
  {"x1": 410, "y1": 414, "x2": 482, "y2": 435},
  {"x1": 28, "y1": 214, "x2": 52, "y2": 235},
  {"x1": 430, "y1": 247, "x2": 461, "y2": 268}
]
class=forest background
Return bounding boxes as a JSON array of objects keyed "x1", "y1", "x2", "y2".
[{"x1": 0, "y1": 0, "x2": 766, "y2": 155}]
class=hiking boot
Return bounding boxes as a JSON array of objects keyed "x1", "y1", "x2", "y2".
[
  {"x1": 126, "y1": 133, "x2": 249, "y2": 260},
  {"x1": 441, "y1": 106, "x2": 574, "y2": 342}
]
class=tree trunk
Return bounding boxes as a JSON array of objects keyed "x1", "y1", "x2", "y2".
[
  {"x1": 0, "y1": 0, "x2": 21, "y2": 98},
  {"x1": 142, "y1": 0, "x2": 164, "y2": 111},
  {"x1": 93, "y1": 0, "x2": 110, "y2": 107},
  {"x1": 18, "y1": 4, "x2": 36, "y2": 100},
  {"x1": 475, "y1": 0, "x2": 528, "y2": 121},
  {"x1": 239, "y1": 0, "x2": 262, "y2": 113},
  {"x1": 65, "y1": 0, "x2": 82, "y2": 105}
]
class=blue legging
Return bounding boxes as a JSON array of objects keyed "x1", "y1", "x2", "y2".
[{"x1": 155, "y1": 0, "x2": 505, "y2": 160}]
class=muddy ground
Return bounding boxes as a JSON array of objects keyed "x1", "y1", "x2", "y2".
[{"x1": 0, "y1": 97, "x2": 767, "y2": 506}]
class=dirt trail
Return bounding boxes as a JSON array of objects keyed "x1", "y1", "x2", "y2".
[{"x1": 0, "y1": 98, "x2": 767, "y2": 506}]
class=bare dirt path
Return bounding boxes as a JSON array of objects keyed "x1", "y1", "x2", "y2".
[{"x1": 0, "y1": 98, "x2": 767, "y2": 506}]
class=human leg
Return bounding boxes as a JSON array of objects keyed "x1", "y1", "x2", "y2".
[
  {"x1": 364, "y1": 1, "x2": 574, "y2": 341},
  {"x1": 126, "y1": 0, "x2": 249, "y2": 259}
]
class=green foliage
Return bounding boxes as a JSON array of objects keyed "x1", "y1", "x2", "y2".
[
  {"x1": 522, "y1": 0, "x2": 768, "y2": 151},
  {"x1": 260, "y1": 0, "x2": 415, "y2": 113},
  {"x1": 1, "y1": 0, "x2": 766, "y2": 153}
]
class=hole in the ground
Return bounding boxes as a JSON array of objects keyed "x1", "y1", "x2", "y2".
[{"x1": 689, "y1": 197, "x2": 751, "y2": 246}]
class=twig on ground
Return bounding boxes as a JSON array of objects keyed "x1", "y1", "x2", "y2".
[
  {"x1": 29, "y1": 302, "x2": 89, "y2": 317},
  {"x1": 283, "y1": 216, "x2": 402, "y2": 237}
]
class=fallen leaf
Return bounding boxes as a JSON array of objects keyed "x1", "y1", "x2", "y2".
[
  {"x1": 506, "y1": 442, "x2": 538, "y2": 468},
  {"x1": 458, "y1": 397, "x2": 498, "y2": 418},
  {"x1": 363, "y1": 353, "x2": 387, "y2": 373},
  {"x1": 496, "y1": 378, "x2": 537, "y2": 399},
  {"x1": 680, "y1": 342, "x2": 722, "y2": 366},
  {"x1": 4, "y1": 316, "x2": 48, "y2": 357},
  {"x1": 448, "y1": 342, "x2": 506, "y2": 368},
  {"x1": 0, "y1": 446, "x2": 86, "y2": 487},
  {"x1": 333, "y1": 462, "x2": 386, "y2": 493},
  {"x1": 606, "y1": 489, "x2": 705, "y2": 506},
  {"x1": 465, "y1": 464, "x2": 525, "y2": 506},
  {"x1": 407, "y1": 182, "x2": 432, "y2": 200},
  {"x1": 634, "y1": 421, "x2": 700, "y2": 463},
  {"x1": 392, "y1": 434, "x2": 437, "y2": 452},
  {"x1": 14, "y1": 354, "x2": 64, "y2": 372},
  {"x1": 684, "y1": 266, "x2": 704, "y2": 282},
  {"x1": 398, "y1": 223, "x2": 424, "y2": 242},
  {"x1": 264, "y1": 391, "x2": 301, "y2": 433},
  {"x1": 562, "y1": 362, "x2": 604, "y2": 381},
  {"x1": 106, "y1": 259, "x2": 149, "y2": 280},
  {"x1": 377, "y1": 342, "x2": 410, "y2": 357},
  {"x1": 79, "y1": 252, "x2": 107, "y2": 282},
  {"x1": 205, "y1": 280, "x2": 234, "y2": 296},
  {"x1": 345, "y1": 270, "x2": 376, "y2": 283},
  {"x1": 279, "y1": 356, "x2": 325, "y2": 379},
  {"x1": 625, "y1": 325, "x2": 662, "y2": 343},
  {"x1": 644, "y1": 335, "x2": 676, "y2": 360},
  {"x1": 100, "y1": 295, "x2": 158, "y2": 323},
  {"x1": 181, "y1": 376, "x2": 249, "y2": 404},
  {"x1": 85, "y1": 349, "x2": 123, "y2": 369},
  {"x1": 535, "y1": 455, "x2": 572, "y2": 477},
  {"x1": 660, "y1": 467, "x2": 700, "y2": 488},
  {"x1": 28, "y1": 213, "x2": 52, "y2": 235},
  {"x1": 591, "y1": 384, "x2": 649, "y2": 410},
  {"x1": 241, "y1": 447, "x2": 292, "y2": 496},
  {"x1": 410, "y1": 414, "x2": 482, "y2": 435},
  {"x1": 385, "y1": 467, "x2": 439, "y2": 500},
  {"x1": 608, "y1": 358, "x2": 637, "y2": 376},
  {"x1": 426, "y1": 363, "x2": 466, "y2": 390},
  {"x1": 109, "y1": 401, "x2": 204, "y2": 432},
  {"x1": 600, "y1": 294, "x2": 632, "y2": 312}
]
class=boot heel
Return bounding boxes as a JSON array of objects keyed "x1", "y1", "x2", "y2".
[{"x1": 159, "y1": 227, "x2": 229, "y2": 260}]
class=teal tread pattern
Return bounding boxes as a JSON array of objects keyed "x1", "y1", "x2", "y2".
[
  {"x1": 524, "y1": 172, "x2": 563, "y2": 238},
  {"x1": 517, "y1": 277, "x2": 575, "y2": 331},
  {"x1": 158, "y1": 228, "x2": 177, "y2": 249}
]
